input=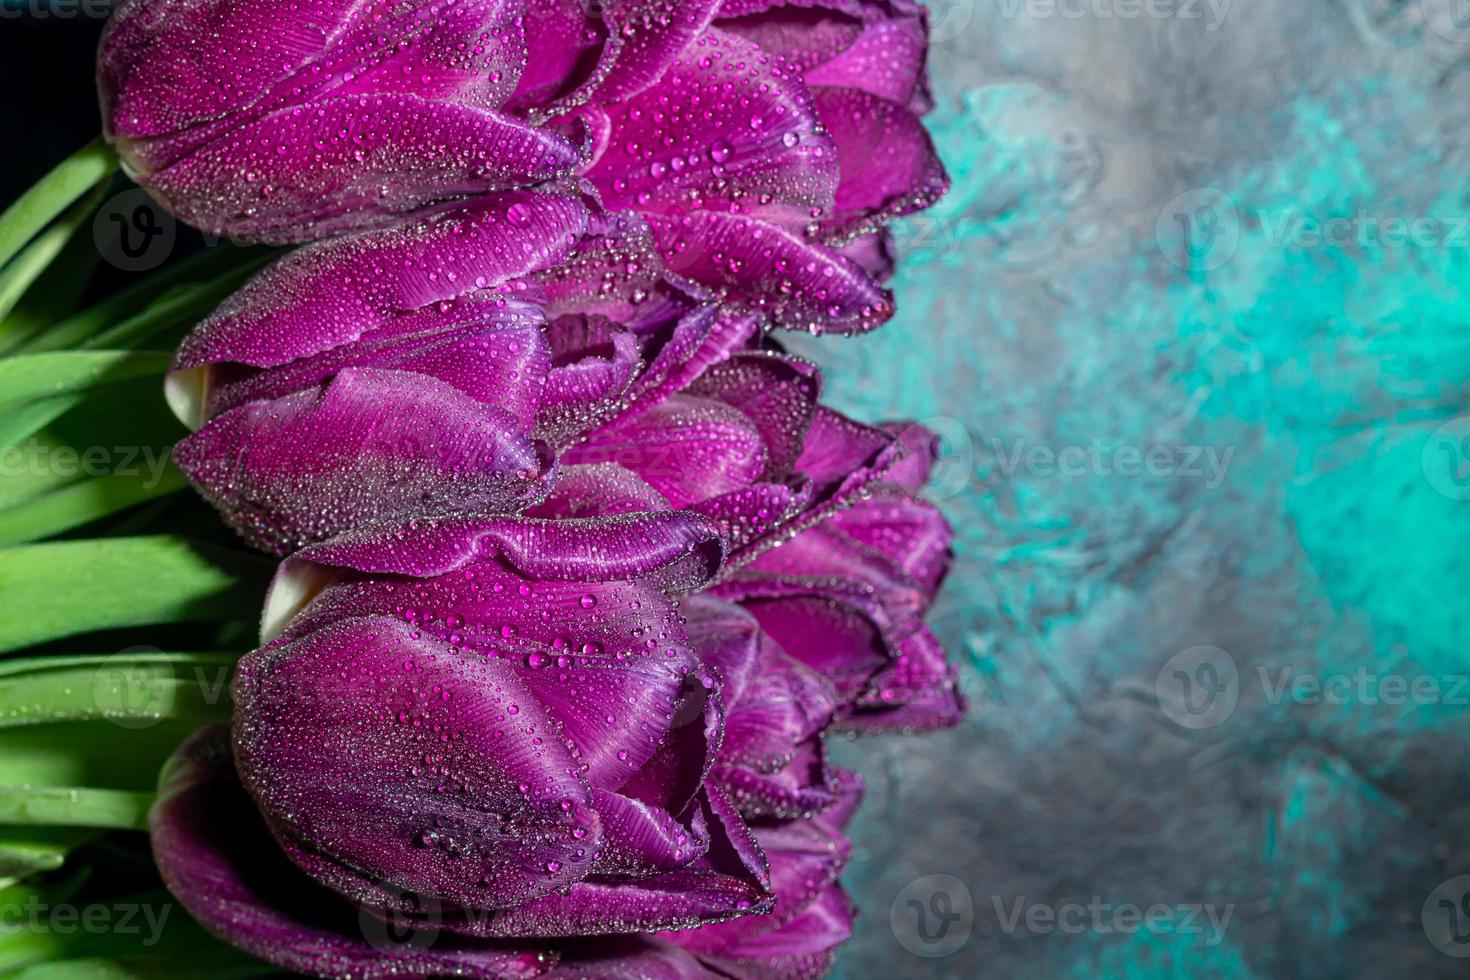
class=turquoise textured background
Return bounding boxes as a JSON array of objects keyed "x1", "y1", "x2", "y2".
[{"x1": 793, "y1": 2, "x2": 1470, "y2": 977}]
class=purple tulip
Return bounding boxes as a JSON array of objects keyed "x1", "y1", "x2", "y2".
[
  {"x1": 101, "y1": 0, "x2": 948, "y2": 332},
  {"x1": 541, "y1": 378, "x2": 963, "y2": 731},
  {"x1": 714, "y1": 424, "x2": 966, "y2": 731},
  {"x1": 98, "y1": 0, "x2": 582, "y2": 242},
  {"x1": 525, "y1": 302, "x2": 964, "y2": 730},
  {"x1": 549, "y1": 770, "x2": 863, "y2": 979},
  {"x1": 687, "y1": 595, "x2": 842, "y2": 821},
  {"x1": 165, "y1": 191, "x2": 587, "y2": 554},
  {"x1": 151, "y1": 510, "x2": 787, "y2": 977},
  {"x1": 535, "y1": 348, "x2": 912, "y2": 568},
  {"x1": 539, "y1": 0, "x2": 950, "y2": 333},
  {"x1": 163, "y1": 205, "x2": 822, "y2": 556}
]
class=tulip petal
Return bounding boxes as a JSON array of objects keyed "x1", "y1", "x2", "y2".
[
  {"x1": 711, "y1": 745, "x2": 839, "y2": 822},
  {"x1": 141, "y1": 94, "x2": 581, "y2": 243},
  {"x1": 648, "y1": 211, "x2": 892, "y2": 333},
  {"x1": 670, "y1": 769, "x2": 862, "y2": 977},
  {"x1": 176, "y1": 192, "x2": 589, "y2": 371},
  {"x1": 275, "y1": 511, "x2": 725, "y2": 602},
  {"x1": 620, "y1": 309, "x2": 759, "y2": 426},
  {"x1": 744, "y1": 501, "x2": 951, "y2": 634},
  {"x1": 538, "y1": 316, "x2": 645, "y2": 444},
  {"x1": 510, "y1": 0, "x2": 607, "y2": 111},
  {"x1": 846, "y1": 625, "x2": 965, "y2": 732},
  {"x1": 439, "y1": 790, "x2": 770, "y2": 937},
  {"x1": 101, "y1": 0, "x2": 366, "y2": 143},
  {"x1": 714, "y1": 405, "x2": 899, "y2": 568},
  {"x1": 686, "y1": 352, "x2": 820, "y2": 481},
  {"x1": 837, "y1": 229, "x2": 896, "y2": 282},
  {"x1": 594, "y1": 0, "x2": 724, "y2": 103},
  {"x1": 174, "y1": 367, "x2": 554, "y2": 554},
  {"x1": 687, "y1": 598, "x2": 839, "y2": 820},
  {"x1": 618, "y1": 669, "x2": 725, "y2": 817},
  {"x1": 508, "y1": 640, "x2": 699, "y2": 794},
  {"x1": 588, "y1": 790, "x2": 709, "y2": 878},
  {"x1": 327, "y1": 1, "x2": 527, "y2": 109},
  {"x1": 565, "y1": 395, "x2": 768, "y2": 508},
  {"x1": 584, "y1": 28, "x2": 837, "y2": 228},
  {"x1": 198, "y1": 301, "x2": 551, "y2": 426},
  {"x1": 670, "y1": 783, "x2": 853, "y2": 958},
  {"x1": 793, "y1": 404, "x2": 894, "y2": 488},
  {"x1": 719, "y1": 589, "x2": 889, "y2": 712},
  {"x1": 804, "y1": 8, "x2": 929, "y2": 106},
  {"x1": 825, "y1": 490, "x2": 954, "y2": 601},
  {"x1": 102, "y1": 0, "x2": 527, "y2": 144},
  {"x1": 530, "y1": 463, "x2": 672, "y2": 518},
  {"x1": 692, "y1": 482, "x2": 809, "y2": 558},
  {"x1": 716, "y1": 4, "x2": 864, "y2": 74},
  {"x1": 150, "y1": 727, "x2": 554, "y2": 980},
  {"x1": 814, "y1": 87, "x2": 948, "y2": 239},
  {"x1": 877, "y1": 420, "x2": 941, "y2": 489},
  {"x1": 548, "y1": 937, "x2": 706, "y2": 979},
  {"x1": 235, "y1": 617, "x2": 604, "y2": 913},
  {"x1": 701, "y1": 885, "x2": 852, "y2": 979},
  {"x1": 537, "y1": 213, "x2": 706, "y2": 328}
]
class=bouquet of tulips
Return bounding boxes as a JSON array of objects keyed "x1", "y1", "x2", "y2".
[{"x1": 0, "y1": 1, "x2": 959, "y2": 976}]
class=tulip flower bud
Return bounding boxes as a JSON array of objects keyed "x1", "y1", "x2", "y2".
[
  {"x1": 99, "y1": 0, "x2": 582, "y2": 242},
  {"x1": 151, "y1": 511, "x2": 798, "y2": 976},
  {"x1": 166, "y1": 192, "x2": 587, "y2": 554}
]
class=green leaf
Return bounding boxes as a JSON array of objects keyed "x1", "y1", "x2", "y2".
[
  {"x1": 0, "y1": 827, "x2": 95, "y2": 886},
  {"x1": 28, "y1": 247, "x2": 278, "y2": 355},
  {"x1": 0, "y1": 139, "x2": 115, "y2": 273},
  {"x1": 0, "y1": 722, "x2": 204, "y2": 794},
  {"x1": 0, "y1": 399, "x2": 78, "y2": 454},
  {"x1": 0, "y1": 433, "x2": 81, "y2": 512},
  {"x1": 0, "y1": 467, "x2": 187, "y2": 546},
  {"x1": 0, "y1": 537, "x2": 271, "y2": 654},
  {"x1": 0, "y1": 185, "x2": 110, "y2": 345},
  {"x1": 0, "y1": 653, "x2": 236, "y2": 730},
  {"x1": 0, "y1": 352, "x2": 171, "y2": 413},
  {"x1": 0, "y1": 887, "x2": 271, "y2": 978},
  {"x1": 0, "y1": 227, "x2": 101, "y2": 351},
  {"x1": 0, "y1": 787, "x2": 152, "y2": 830},
  {"x1": 3, "y1": 955, "x2": 271, "y2": 980}
]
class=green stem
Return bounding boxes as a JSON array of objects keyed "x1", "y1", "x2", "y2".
[
  {"x1": 27, "y1": 249, "x2": 278, "y2": 354},
  {"x1": 0, "y1": 787, "x2": 152, "y2": 831},
  {"x1": 0, "y1": 140, "x2": 116, "y2": 274},
  {"x1": 0, "y1": 467, "x2": 188, "y2": 547},
  {"x1": 0, "y1": 186, "x2": 107, "y2": 340},
  {"x1": 0, "y1": 536, "x2": 273, "y2": 655},
  {"x1": 0, "y1": 652, "x2": 236, "y2": 728}
]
